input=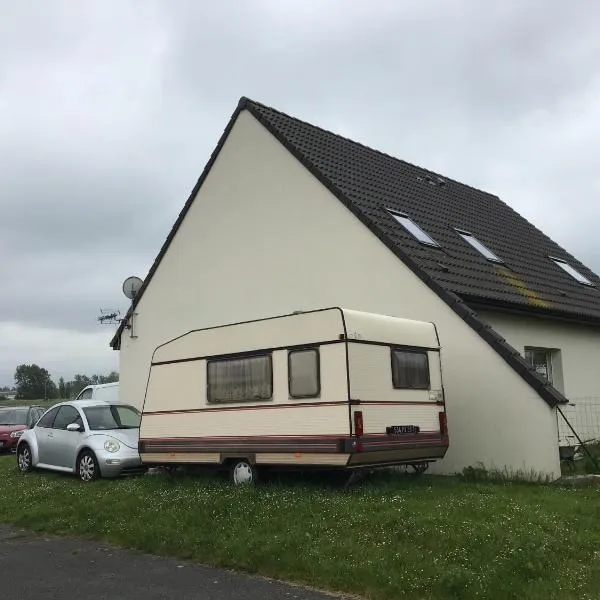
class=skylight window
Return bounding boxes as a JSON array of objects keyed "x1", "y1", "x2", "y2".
[
  {"x1": 456, "y1": 229, "x2": 503, "y2": 263},
  {"x1": 388, "y1": 211, "x2": 440, "y2": 247},
  {"x1": 550, "y1": 257, "x2": 593, "y2": 286}
]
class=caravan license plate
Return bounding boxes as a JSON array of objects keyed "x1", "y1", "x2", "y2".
[{"x1": 387, "y1": 425, "x2": 420, "y2": 435}]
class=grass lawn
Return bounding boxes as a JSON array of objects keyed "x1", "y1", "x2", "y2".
[
  {"x1": 0, "y1": 398, "x2": 56, "y2": 409},
  {"x1": 0, "y1": 457, "x2": 598, "y2": 600}
]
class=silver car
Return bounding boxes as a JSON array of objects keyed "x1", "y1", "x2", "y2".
[{"x1": 16, "y1": 400, "x2": 144, "y2": 481}]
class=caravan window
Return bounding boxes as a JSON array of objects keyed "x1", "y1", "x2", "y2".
[
  {"x1": 289, "y1": 348, "x2": 320, "y2": 398},
  {"x1": 391, "y1": 349, "x2": 430, "y2": 389},
  {"x1": 207, "y1": 354, "x2": 273, "y2": 403}
]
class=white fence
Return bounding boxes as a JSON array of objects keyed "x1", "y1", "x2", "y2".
[{"x1": 558, "y1": 397, "x2": 600, "y2": 446}]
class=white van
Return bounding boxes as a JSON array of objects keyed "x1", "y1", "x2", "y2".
[
  {"x1": 140, "y1": 308, "x2": 449, "y2": 483},
  {"x1": 75, "y1": 382, "x2": 119, "y2": 403}
]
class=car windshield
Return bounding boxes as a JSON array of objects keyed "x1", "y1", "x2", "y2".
[
  {"x1": 82, "y1": 405, "x2": 141, "y2": 431},
  {"x1": 0, "y1": 408, "x2": 28, "y2": 426}
]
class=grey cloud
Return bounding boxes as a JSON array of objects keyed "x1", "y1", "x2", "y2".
[{"x1": 1, "y1": 0, "x2": 600, "y2": 385}]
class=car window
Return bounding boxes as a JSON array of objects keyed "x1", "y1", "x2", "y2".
[
  {"x1": 0, "y1": 408, "x2": 29, "y2": 426},
  {"x1": 83, "y1": 405, "x2": 141, "y2": 430},
  {"x1": 26, "y1": 408, "x2": 39, "y2": 427},
  {"x1": 29, "y1": 408, "x2": 42, "y2": 427},
  {"x1": 36, "y1": 407, "x2": 60, "y2": 428},
  {"x1": 53, "y1": 406, "x2": 83, "y2": 430},
  {"x1": 78, "y1": 388, "x2": 93, "y2": 400}
]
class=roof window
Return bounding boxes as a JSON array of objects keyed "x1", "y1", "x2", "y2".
[
  {"x1": 456, "y1": 229, "x2": 503, "y2": 263},
  {"x1": 550, "y1": 257, "x2": 593, "y2": 286},
  {"x1": 388, "y1": 211, "x2": 440, "y2": 247}
]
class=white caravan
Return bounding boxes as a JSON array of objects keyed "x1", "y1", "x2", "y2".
[
  {"x1": 76, "y1": 382, "x2": 119, "y2": 403},
  {"x1": 140, "y1": 308, "x2": 449, "y2": 483}
]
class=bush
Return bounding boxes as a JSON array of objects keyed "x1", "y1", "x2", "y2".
[{"x1": 459, "y1": 462, "x2": 551, "y2": 484}]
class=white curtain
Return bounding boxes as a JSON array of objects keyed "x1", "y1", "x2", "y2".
[{"x1": 208, "y1": 355, "x2": 272, "y2": 403}]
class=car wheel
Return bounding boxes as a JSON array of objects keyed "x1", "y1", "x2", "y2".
[
  {"x1": 229, "y1": 458, "x2": 257, "y2": 486},
  {"x1": 17, "y1": 443, "x2": 33, "y2": 473},
  {"x1": 77, "y1": 450, "x2": 100, "y2": 482}
]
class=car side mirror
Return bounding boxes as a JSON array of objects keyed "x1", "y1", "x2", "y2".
[{"x1": 66, "y1": 423, "x2": 81, "y2": 432}]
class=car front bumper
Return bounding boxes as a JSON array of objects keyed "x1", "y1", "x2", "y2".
[
  {"x1": 98, "y1": 447, "x2": 144, "y2": 477},
  {"x1": 0, "y1": 436, "x2": 20, "y2": 452}
]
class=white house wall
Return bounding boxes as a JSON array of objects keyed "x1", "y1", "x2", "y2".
[
  {"x1": 478, "y1": 310, "x2": 600, "y2": 445},
  {"x1": 118, "y1": 109, "x2": 560, "y2": 477}
]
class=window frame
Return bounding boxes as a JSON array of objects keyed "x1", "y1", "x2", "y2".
[
  {"x1": 455, "y1": 228, "x2": 503, "y2": 263},
  {"x1": 52, "y1": 405, "x2": 84, "y2": 430},
  {"x1": 387, "y1": 210, "x2": 441, "y2": 248},
  {"x1": 78, "y1": 388, "x2": 93, "y2": 400},
  {"x1": 288, "y1": 347, "x2": 321, "y2": 399},
  {"x1": 206, "y1": 352, "x2": 274, "y2": 404},
  {"x1": 549, "y1": 257, "x2": 594, "y2": 286},
  {"x1": 390, "y1": 348, "x2": 431, "y2": 390},
  {"x1": 27, "y1": 407, "x2": 44, "y2": 428},
  {"x1": 524, "y1": 347, "x2": 554, "y2": 384},
  {"x1": 36, "y1": 406, "x2": 60, "y2": 429}
]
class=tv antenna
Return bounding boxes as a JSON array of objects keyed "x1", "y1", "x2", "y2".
[
  {"x1": 97, "y1": 309, "x2": 121, "y2": 325},
  {"x1": 122, "y1": 276, "x2": 144, "y2": 338}
]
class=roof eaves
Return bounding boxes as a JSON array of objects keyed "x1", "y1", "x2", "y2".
[
  {"x1": 110, "y1": 98, "x2": 251, "y2": 350},
  {"x1": 246, "y1": 101, "x2": 567, "y2": 407},
  {"x1": 461, "y1": 295, "x2": 600, "y2": 326}
]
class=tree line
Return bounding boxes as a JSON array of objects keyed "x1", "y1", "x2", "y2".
[{"x1": 7, "y1": 364, "x2": 119, "y2": 401}]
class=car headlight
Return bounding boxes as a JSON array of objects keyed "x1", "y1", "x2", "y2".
[
  {"x1": 10, "y1": 431, "x2": 24, "y2": 439},
  {"x1": 104, "y1": 439, "x2": 121, "y2": 453}
]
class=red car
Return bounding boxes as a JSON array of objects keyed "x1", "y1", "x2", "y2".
[{"x1": 0, "y1": 406, "x2": 45, "y2": 453}]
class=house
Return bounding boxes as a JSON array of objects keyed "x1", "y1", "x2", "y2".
[{"x1": 111, "y1": 97, "x2": 600, "y2": 478}]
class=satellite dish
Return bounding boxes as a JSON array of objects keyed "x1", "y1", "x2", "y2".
[{"x1": 122, "y1": 276, "x2": 143, "y2": 300}]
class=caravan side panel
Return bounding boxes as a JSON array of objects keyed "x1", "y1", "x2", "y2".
[{"x1": 140, "y1": 323, "x2": 352, "y2": 466}]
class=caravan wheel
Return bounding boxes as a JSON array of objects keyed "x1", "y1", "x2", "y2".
[{"x1": 230, "y1": 459, "x2": 257, "y2": 485}]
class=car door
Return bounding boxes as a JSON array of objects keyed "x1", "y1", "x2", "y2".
[
  {"x1": 34, "y1": 407, "x2": 60, "y2": 465},
  {"x1": 47, "y1": 405, "x2": 84, "y2": 469}
]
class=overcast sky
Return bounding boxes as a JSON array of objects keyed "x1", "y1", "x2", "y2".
[{"x1": 1, "y1": 1, "x2": 600, "y2": 386}]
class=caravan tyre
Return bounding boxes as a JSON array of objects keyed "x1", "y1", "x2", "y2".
[{"x1": 230, "y1": 459, "x2": 257, "y2": 485}]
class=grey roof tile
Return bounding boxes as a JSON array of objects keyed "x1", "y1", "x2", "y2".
[{"x1": 247, "y1": 99, "x2": 600, "y2": 323}]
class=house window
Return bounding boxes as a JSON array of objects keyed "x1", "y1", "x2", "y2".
[
  {"x1": 524, "y1": 347, "x2": 554, "y2": 383},
  {"x1": 207, "y1": 354, "x2": 272, "y2": 403},
  {"x1": 289, "y1": 348, "x2": 320, "y2": 398},
  {"x1": 550, "y1": 257, "x2": 593, "y2": 286},
  {"x1": 391, "y1": 349, "x2": 430, "y2": 389},
  {"x1": 388, "y1": 211, "x2": 440, "y2": 247},
  {"x1": 456, "y1": 229, "x2": 503, "y2": 263}
]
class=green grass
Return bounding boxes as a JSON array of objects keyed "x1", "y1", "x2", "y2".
[
  {"x1": 0, "y1": 398, "x2": 56, "y2": 409},
  {"x1": 0, "y1": 459, "x2": 599, "y2": 599}
]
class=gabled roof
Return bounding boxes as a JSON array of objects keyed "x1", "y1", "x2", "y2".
[
  {"x1": 109, "y1": 97, "x2": 590, "y2": 406},
  {"x1": 246, "y1": 100, "x2": 600, "y2": 322}
]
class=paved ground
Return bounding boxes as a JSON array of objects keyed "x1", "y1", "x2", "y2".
[{"x1": 0, "y1": 525, "x2": 347, "y2": 599}]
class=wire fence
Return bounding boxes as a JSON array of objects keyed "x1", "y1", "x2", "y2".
[{"x1": 558, "y1": 397, "x2": 600, "y2": 446}]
